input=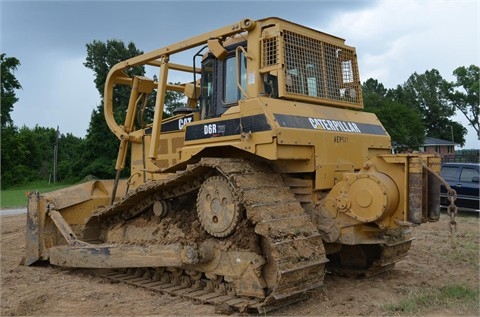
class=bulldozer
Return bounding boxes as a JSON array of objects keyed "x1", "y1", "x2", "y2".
[{"x1": 24, "y1": 17, "x2": 444, "y2": 312}]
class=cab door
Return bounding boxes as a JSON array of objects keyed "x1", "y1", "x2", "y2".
[{"x1": 200, "y1": 42, "x2": 247, "y2": 119}]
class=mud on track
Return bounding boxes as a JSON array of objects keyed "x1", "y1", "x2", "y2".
[{"x1": 1, "y1": 212, "x2": 479, "y2": 316}]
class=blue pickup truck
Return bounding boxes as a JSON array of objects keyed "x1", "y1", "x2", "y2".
[{"x1": 440, "y1": 162, "x2": 480, "y2": 212}]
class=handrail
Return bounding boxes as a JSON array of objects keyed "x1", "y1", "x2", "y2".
[{"x1": 103, "y1": 18, "x2": 256, "y2": 145}]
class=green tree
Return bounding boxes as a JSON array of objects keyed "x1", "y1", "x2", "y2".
[
  {"x1": 78, "y1": 40, "x2": 144, "y2": 179},
  {"x1": 393, "y1": 69, "x2": 466, "y2": 146},
  {"x1": 444, "y1": 65, "x2": 479, "y2": 141},
  {"x1": 363, "y1": 78, "x2": 425, "y2": 152},
  {"x1": 16, "y1": 126, "x2": 57, "y2": 180},
  {"x1": 0, "y1": 125, "x2": 29, "y2": 188},
  {"x1": 84, "y1": 40, "x2": 144, "y2": 96},
  {"x1": 1, "y1": 53, "x2": 23, "y2": 188},
  {"x1": 1, "y1": 125, "x2": 66, "y2": 188},
  {"x1": 57, "y1": 133, "x2": 84, "y2": 182},
  {"x1": 0, "y1": 53, "x2": 22, "y2": 128}
]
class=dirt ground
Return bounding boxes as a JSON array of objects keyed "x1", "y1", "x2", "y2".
[{"x1": 1, "y1": 211, "x2": 478, "y2": 316}]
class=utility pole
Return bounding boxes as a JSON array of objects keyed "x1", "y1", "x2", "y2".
[{"x1": 53, "y1": 126, "x2": 59, "y2": 184}]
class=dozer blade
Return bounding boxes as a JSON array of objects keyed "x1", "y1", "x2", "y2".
[
  {"x1": 24, "y1": 192, "x2": 40, "y2": 266},
  {"x1": 23, "y1": 180, "x2": 127, "y2": 266}
]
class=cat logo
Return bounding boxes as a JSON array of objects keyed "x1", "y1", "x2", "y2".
[
  {"x1": 178, "y1": 117, "x2": 192, "y2": 130},
  {"x1": 308, "y1": 117, "x2": 361, "y2": 133}
]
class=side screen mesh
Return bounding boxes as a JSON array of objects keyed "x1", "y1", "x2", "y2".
[
  {"x1": 262, "y1": 37, "x2": 279, "y2": 68},
  {"x1": 262, "y1": 27, "x2": 361, "y2": 107}
]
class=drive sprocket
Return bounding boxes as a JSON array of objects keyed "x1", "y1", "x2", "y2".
[{"x1": 196, "y1": 175, "x2": 242, "y2": 237}]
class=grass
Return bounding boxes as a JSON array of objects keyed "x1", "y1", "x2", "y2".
[
  {"x1": 446, "y1": 240, "x2": 480, "y2": 267},
  {"x1": 0, "y1": 181, "x2": 71, "y2": 209},
  {"x1": 440, "y1": 219, "x2": 480, "y2": 267},
  {"x1": 383, "y1": 284, "x2": 479, "y2": 315}
]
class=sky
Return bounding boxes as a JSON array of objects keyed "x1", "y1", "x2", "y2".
[{"x1": 1, "y1": 0, "x2": 479, "y2": 149}]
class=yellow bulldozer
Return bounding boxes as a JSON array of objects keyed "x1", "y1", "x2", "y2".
[{"x1": 25, "y1": 17, "x2": 446, "y2": 312}]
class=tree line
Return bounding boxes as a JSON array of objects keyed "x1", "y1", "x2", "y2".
[{"x1": 1, "y1": 46, "x2": 478, "y2": 189}]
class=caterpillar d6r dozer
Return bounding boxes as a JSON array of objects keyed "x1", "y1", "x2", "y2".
[{"x1": 25, "y1": 17, "x2": 444, "y2": 313}]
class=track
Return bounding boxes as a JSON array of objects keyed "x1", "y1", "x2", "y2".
[
  {"x1": 82, "y1": 158, "x2": 328, "y2": 313},
  {"x1": 97, "y1": 268, "x2": 299, "y2": 314}
]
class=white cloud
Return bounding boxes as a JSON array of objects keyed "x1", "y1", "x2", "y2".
[
  {"x1": 324, "y1": 1, "x2": 479, "y2": 88},
  {"x1": 320, "y1": 1, "x2": 479, "y2": 148}
]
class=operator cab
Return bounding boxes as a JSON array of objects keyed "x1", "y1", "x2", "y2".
[{"x1": 200, "y1": 40, "x2": 247, "y2": 119}]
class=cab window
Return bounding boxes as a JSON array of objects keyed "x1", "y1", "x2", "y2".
[
  {"x1": 200, "y1": 58, "x2": 214, "y2": 119},
  {"x1": 223, "y1": 52, "x2": 246, "y2": 105}
]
